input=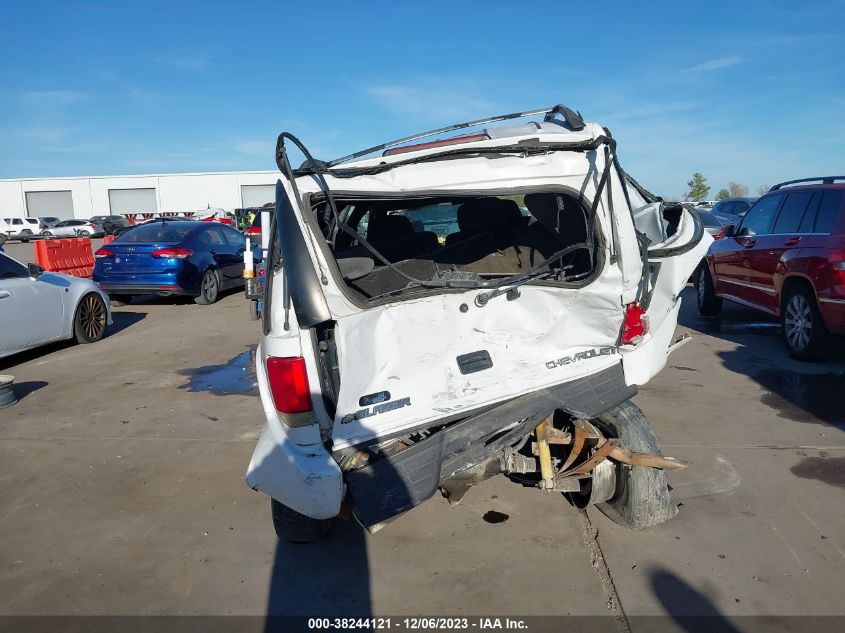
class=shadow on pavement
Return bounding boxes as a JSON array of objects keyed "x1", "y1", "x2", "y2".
[
  {"x1": 677, "y1": 286, "x2": 781, "y2": 341},
  {"x1": 265, "y1": 515, "x2": 371, "y2": 623},
  {"x1": 677, "y1": 286, "x2": 845, "y2": 429},
  {"x1": 649, "y1": 568, "x2": 743, "y2": 633},
  {"x1": 106, "y1": 310, "x2": 147, "y2": 336},
  {"x1": 128, "y1": 285, "x2": 244, "y2": 306},
  {"x1": 9, "y1": 380, "x2": 48, "y2": 402},
  {"x1": 0, "y1": 311, "x2": 148, "y2": 372},
  {"x1": 0, "y1": 340, "x2": 70, "y2": 371}
]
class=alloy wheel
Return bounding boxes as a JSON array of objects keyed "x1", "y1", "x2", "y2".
[
  {"x1": 203, "y1": 271, "x2": 218, "y2": 302},
  {"x1": 80, "y1": 294, "x2": 106, "y2": 340},
  {"x1": 784, "y1": 294, "x2": 812, "y2": 351}
]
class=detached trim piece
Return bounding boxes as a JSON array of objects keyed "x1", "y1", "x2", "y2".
[{"x1": 345, "y1": 363, "x2": 636, "y2": 527}]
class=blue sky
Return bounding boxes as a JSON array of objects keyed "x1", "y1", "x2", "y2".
[{"x1": 1, "y1": 0, "x2": 843, "y2": 197}]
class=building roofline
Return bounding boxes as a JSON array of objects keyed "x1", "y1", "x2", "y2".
[{"x1": 0, "y1": 169, "x2": 279, "y2": 183}]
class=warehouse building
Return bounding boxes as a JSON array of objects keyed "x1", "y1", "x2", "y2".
[{"x1": 0, "y1": 171, "x2": 281, "y2": 220}]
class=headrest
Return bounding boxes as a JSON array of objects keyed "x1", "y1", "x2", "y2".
[
  {"x1": 457, "y1": 198, "x2": 500, "y2": 233},
  {"x1": 367, "y1": 213, "x2": 414, "y2": 242}
]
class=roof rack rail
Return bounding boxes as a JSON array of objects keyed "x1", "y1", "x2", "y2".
[
  {"x1": 325, "y1": 103, "x2": 585, "y2": 168},
  {"x1": 769, "y1": 176, "x2": 845, "y2": 191}
]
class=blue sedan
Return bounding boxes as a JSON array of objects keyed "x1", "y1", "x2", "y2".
[{"x1": 93, "y1": 220, "x2": 258, "y2": 305}]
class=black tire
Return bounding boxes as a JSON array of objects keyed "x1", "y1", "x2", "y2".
[
  {"x1": 194, "y1": 269, "x2": 220, "y2": 305},
  {"x1": 271, "y1": 499, "x2": 331, "y2": 543},
  {"x1": 781, "y1": 285, "x2": 831, "y2": 361},
  {"x1": 74, "y1": 292, "x2": 108, "y2": 344},
  {"x1": 696, "y1": 263, "x2": 722, "y2": 316},
  {"x1": 41, "y1": 231, "x2": 52, "y2": 237},
  {"x1": 592, "y1": 401, "x2": 678, "y2": 529},
  {"x1": 109, "y1": 294, "x2": 133, "y2": 307}
]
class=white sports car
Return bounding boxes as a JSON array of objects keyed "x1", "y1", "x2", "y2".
[{"x1": 0, "y1": 251, "x2": 112, "y2": 359}]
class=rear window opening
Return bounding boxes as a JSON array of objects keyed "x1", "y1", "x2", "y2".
[
  {"x1": 116, "y1": 224, "x2": 193, "y2": 243},
  {"x1": 311, "y1": 191, "x2": 602, "y2": 302}
]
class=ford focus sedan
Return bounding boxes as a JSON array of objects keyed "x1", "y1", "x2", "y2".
[{"x1": 93, "y1": 220, "x2": 254, "y2": 305}]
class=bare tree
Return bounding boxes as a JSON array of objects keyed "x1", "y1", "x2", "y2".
[
  {"x1": 728, "y1": 182, "x2": 749, "y2": 198},
  {"x1": 756, "y1": 184, "x2": 770, "y2": 195}
]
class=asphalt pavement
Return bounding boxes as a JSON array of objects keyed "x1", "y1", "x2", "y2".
[{"x1": 0, "y1": 259, "x2": 843, "y2": 629}]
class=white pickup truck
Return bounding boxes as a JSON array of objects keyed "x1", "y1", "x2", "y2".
[{"x1": 245, "y1": 105, "x2": 711, "y2": 541}]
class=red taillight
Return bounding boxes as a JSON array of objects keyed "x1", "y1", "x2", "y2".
[
  {"x1": 150, "y1": 247, "x2": 193, "y2": 259},
  {"x1": 266, "y1": 356, "x2": 312, "y2": 414},
  {"x1": 621, "y1": 302, "x2": 649, "y2": 345},
  {"x1": 95, "y1": 248, "x2": 114, "y2": 258},
  {"x1": 246, "y1": 227, "x2": 261, "y2": 235}
]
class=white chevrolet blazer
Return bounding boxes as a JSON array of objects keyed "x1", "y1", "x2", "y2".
[{"x1": 245, "y1": 105, "x2": 710, "y2": 542}]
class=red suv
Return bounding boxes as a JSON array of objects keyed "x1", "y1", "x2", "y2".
[{"x1": 697, "y1": 177, "x2": 845, "y2": 360}]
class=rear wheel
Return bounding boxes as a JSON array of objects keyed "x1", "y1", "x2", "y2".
[
  {"x1": 271, "y1": 499, "x2": 331, "y2": 543},
  {"x1": 109, "y1": 294, "x2": 133, "y2": 307},
  {"x1": 194, "y1": 269, "x2": 220, "y2": 305},
  {"x1": 41, "y1": 231, "x2": 52, "y2": 237},
  {"x1": 781, "y1": 285, "x2": 830, "y2": 361},
  {"x1": 74, "y1": 293, "x2": 108, "y2": 344},
  {"x1": 592, "y1": 401, "x2": 678, "y2": 529},
  {"x1": 696, "y1": 264, "x2": 722, "y2": 316}
]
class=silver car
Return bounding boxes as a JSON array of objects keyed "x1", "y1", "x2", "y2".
[{"x1": 0, "y1": 252, "x2": 112, "y2": 359}]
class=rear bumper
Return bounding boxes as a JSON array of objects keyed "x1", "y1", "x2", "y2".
[
  {"x1": 97, "y1": 284, "x2": 189, "y2": 296},
  {"x1": 93, "y1": 270, "x2": 200, "y2": 295},
  {"x1": 245, "y1": 420, "x2": 345, "y2": 521},
  {"x1": 343, "y1": 362, "x2": 636, "y2": 527}
]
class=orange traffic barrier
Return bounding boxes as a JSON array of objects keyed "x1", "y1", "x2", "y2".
[
  {"x1": 102, "y1": 235, "x2": 116, "y2": 244},
  {"x1": 34, "y1": 237, "x2": 95, "y2": 278}
]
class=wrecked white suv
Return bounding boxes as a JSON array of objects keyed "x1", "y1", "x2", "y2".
[{"x1": 245, "y1": 105, "x2": 711, "y2": 542}]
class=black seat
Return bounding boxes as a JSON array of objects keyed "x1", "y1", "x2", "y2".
[
  {"x1": 444, "y1": 198, "x2": 500, "y2": 247},
  {"x1": 366, "y1": 212, "x2": 439, "y2": 263},
  {"x1": 367, "y1": 214, "x2": 415, "y2": 242}
]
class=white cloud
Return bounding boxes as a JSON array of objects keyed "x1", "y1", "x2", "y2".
[
  {"x1": 366, "y1": 83, "x2": 499, "y2": 122},
  {"x1": 686, "y1": 55, "x2": 742, "y2": 73},
  {"x1": 235, "y1": 139, "x2": 272, "y2": 157}
]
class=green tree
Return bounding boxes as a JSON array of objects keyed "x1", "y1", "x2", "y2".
[
  {"x1": 716, "y1": 189, "x2": 730, "y2": 201},
  {"x1": 728, "y1": 182, "x2": 748, "y2": 198},
  {"x1": 686, "y1": 173, "x2": 711, "y2": 201}
]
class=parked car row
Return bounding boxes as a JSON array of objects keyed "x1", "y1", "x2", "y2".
[
  {"x1": 696, "y1": 177, "x2": 844, "y2": 361},
  {"x1": 1, "y1": 214, "x2": 137, "y2": 241},
  {"x1": 0, "y1": 214, "x2": 262, "y2": 361}
]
